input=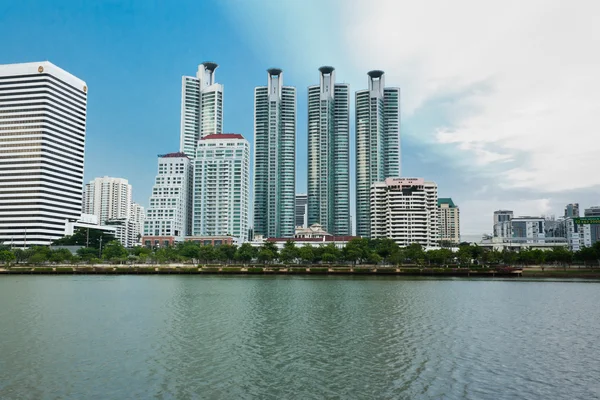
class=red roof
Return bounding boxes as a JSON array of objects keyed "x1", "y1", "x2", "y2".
[
  {"x1": 267, "y1": 236, "x2": 358, "y2": 242},
  {"x1": 202, "y1": 133, "x2": 244, "y2": 140}
]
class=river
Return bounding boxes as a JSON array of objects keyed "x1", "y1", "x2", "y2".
[{"x1": 0, "y1": 275, "x2": 598, "y2": 399}]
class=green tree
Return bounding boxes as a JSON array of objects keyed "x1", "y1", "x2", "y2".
[
  {"x1": 279, "y1": 241, "x2": 299, "y2": 264},
  {"x1": 0, "y1": 250, "x2": 16, "y2": 266},
  {"x1": 404, "y1": 243, "x2": 424, "y2": 264},
  {"x1": 261, "y1": 241, "x2": 279, "y2": 261},
  {"x1": 257, "y1": 248, "x2": 275, "y2": 264},
  {"x1": 343, "y1": 238, "x2": 370, "y2": 265},
  {"x1": 374, "y1": 238, "x2": 399, "y2": 264},
  {"x1": 217, "y1": 244, "x2": 237, "y2": 264},
  {"x1": 77, "y1": 247, "x2": 98, "y2": 261},
  {"x1": 321, "y1": 243, "x2": 341, "y2": 264},
  {"x1": 177, "y1": 241, "x2": 200, "y2": 263},
  {"x1": 235, "y1": 243, "x2": 257, "y2": 263},
  {"x1": 102, "y1": 241, "x2": 128, "y2": 263},
  {"x1": 298, "y1": 245, "x2": 315, "y2": 264},
  {"x1": 197, "y1": 245, "x2": 215, "y2": 264},
  {"x1": 49, "y1": 248, "x2": 73, "y2": 264},
  {"x1": 52, "y1": 227, "x2": 116, "y2": 249},
  {"x1": 29, "y1": 252, "x2": 48, "y2": 265}
]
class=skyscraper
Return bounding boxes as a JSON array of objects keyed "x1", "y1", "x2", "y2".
[
  {"x1": 193, "y1": 134, "x2": 250, "y2": 241},
  {"x1": 0, "y1": 61, "x2": 87, "y2": 247},
  {"x1": 307, "y1": 67, "x2": 350, "y2": 235},
  {"x1": 143, "y1": 153, "x2": 192, "y2": 241},
  {"x1": 180, "y1": 62, "x2": 223, "y2": 158},
  {"x1": 253, "y1": 69, "x2": 296, "y2": 238},
  {"x1": 565, "y1": 203, "x2": 580, "y2": 218},
  {"x1": 355, "y1": 70, "x2": 400, "y2": 238},
  {"x1": 83, "y1": 177, "x2": 132, "y2": 224},
  {"x1": 438, "y1": 198, "x2": 460, "y2": 244},
  {"x1": 295, "y1": 193, "x2": 308, "y2": 228}
]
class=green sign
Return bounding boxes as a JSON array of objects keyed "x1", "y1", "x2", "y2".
[{"x1": 573, "y1": 217, "x2": 600, "y2": 225}]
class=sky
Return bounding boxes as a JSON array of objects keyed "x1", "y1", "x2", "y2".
[{"x1": 1, "y1": 0, "x2": 599, "y2": 239}]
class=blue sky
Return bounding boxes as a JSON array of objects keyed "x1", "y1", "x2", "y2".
[{"x1": 2, "y1": 0, "x2": 599, "y2": 237}]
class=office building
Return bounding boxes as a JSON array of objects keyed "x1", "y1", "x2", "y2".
[
  {"x1": 83, "y1": 177, "x2": 132, "y2": 224},
  {"x1": 253, "y1": 68, "x2": 296, "y2": 238},
  {"x1": 438, "y1": 198, "x2": 460, "y2": 244},
  {"x1": 494, "y1": 215, "x2": 546, "y2": 244},
  {"x1": 584, "y1": 206, "x2": 600, "y2": 244},
  {"x1": 130, "y1": 202, "x2": 145, "y2": 246},
  {"x1": 307, "y1": 67, "x2": 350, "y2": 235},
  {"x1": 370, "y1": 178, "x2": 438, "y2": 247},
  {"x1": 180, "y1": 62, "x2": 223, "y2": 158},
  {"x1": 295, "y1": 193, "x2": 308, "y2": 228},
  {"x1": 193, "y1": 133, "x2": 250, "y2": 241},
  {"x1": 355, "y1": 70, "x2": 400, "y2": 238},
  {"x1": 565, "y1": 217, "x2": 591, "y2": 251},
  {"x1": 143, "y1": 152, "x2": 192, "y2": 242},
  {"x1": 0, "y1": 61, "x2": 87, "y2": 247}
]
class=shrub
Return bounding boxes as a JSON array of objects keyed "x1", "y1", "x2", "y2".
[
  {"x1": 353, "y1": 268, "x2": 372, "y2": 273},
  {"x1": 221, "y1": 267, "x2": 242, "y2": 273},
  {"x1": 33, "y1": 267, "x2": 54, "y2": 272},
  {"x1": 200, "y1": 267, "x2": 220, "y2": 272},
  {"x1": 309, "y1": 267, "x2": 328, "y2": 273},
  {"x1": 246, "y1": 267, "x2": 264, "y2": 273},
  {"x1": 55, "y1": 267, "x2": 74, "y2": 273}
]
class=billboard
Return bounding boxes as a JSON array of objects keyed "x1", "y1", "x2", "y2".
[{"x1": 573, "y1": 217, "x2": 600, "y2": 225}]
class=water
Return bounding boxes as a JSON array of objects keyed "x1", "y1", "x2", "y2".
[{"x1": 0, "y1": 276, "x2": 599, "y2": 400}]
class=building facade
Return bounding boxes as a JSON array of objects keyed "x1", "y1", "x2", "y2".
[
  {"x1": 584, "y1": 206, "x2": 600, "y2": 244},
  {"x1": 180, "y1": 62, "x2": 223, "y2": 158},
  {"x1": 130, "y1": 202, "x2": 145, "y2": 246},
  {"x1": 143, "y1": 153, "x2": 192, "y2": 241},
  {"x1": 253, "y1": 68, "x2": 296, "y2": 238},
  {"x1": 438, "y1": 198, "x2": 460, "y2": 244},
  {"x1": 192, "y1": 134, "x2": 250, "y2": 242},
  {"x1": 295, "y1": 193, "x2": 308, "y2": 228},
  {"x1": 307, "y1": 66, "x2": 350, "y2": 235},
  {"x1": 0, "y1": 61, "x2": 87, "y2": 247},
  {"x1": 564, "y1": 203, "x2": 580, "y2": 218},
  {"x1": 82, "y1": 177, "x2": 132, "y2": 224},
  {"x1": 355, "y1": 70, "x2": 400, "y2": 238},
  {"x1": 565, "y1": 217, "x2": 592, "y2": 251},
  {"x1": 370, "y1": 178, "x2": 438, "y2": 247}
]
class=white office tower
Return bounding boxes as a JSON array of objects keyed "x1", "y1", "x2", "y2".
[
  {"x1": 180, "y1": 62, "x2": 223, "y2": 158},
  {"x1": 193, "y1": 134, "x2": 250, "y2": 241},
  {"x1": 144, "y1": 153, "x2": 192, "y2": 240},
  {"x1": 130, "y1": 202, "x2": 145, "y2": 245},
  {"x1": 355, "y1": 71, "x2": 400, "y2": 238},
  {"x1": 307, "y1": 67, "x2": 350, "y2": 235},
  {"x1": 370, "y1": 178, "x2": 438, "y2": 247},
  {"x1": 82, "y1": 177, "x2": 132, "y2": 224},
  {"x1": 253, "y1": 69, "x2": 296, "y2": 238},
  {"x1": 0, "y1": 61, "x2": 87, "y2": 247},
  {"x1": 565, "y1": 218, "x2": 592, "y2": 251}
]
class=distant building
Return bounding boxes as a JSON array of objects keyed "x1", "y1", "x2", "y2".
[
  {"x1": 584, "y1": 206, "x2": 600, "y2": 244},
  {"x1": 180, "y1": 62, "x2": 223, "y2": 158},
  {"x1": 184, "y1": 236, "x2": 235, "y2": 246},
  {"x1": 64, "y1": 213, "x2": 116, "y2": 240},
  {"x1": 438, "y1": 198, "x2": 460, "y2": 244},
  {"x1": 370, "y1": 178, "x2": 438, "y2": 247},
  {"x1": 83, "y1": 177, "x2": 132, "y2": 224},
  {"x1": 494, "y1": 216, "x2": 546, "y2": 244},
  {"x1": 105, "y1": 218, "x2": 136, "y2": 248},
  {"x1": 355, "y1": 70, "x2": 400, "y2": 238},
  {"x1": 565, "y1": 203, "x2": 580, "y2": 218},
  {"x1": 130, "y1": 202, "x2": 145, "y2": 246},
  {"x1": 295, "y1": 223, "x2": 330, "y2": 239},
  {"x1": 0, "y1": 61, "x2": 87, "y2": 247},
  {"x1": 295, "y1": 194, "x2": 308, "y2": 228},
  {"x1": 307, "y1": 67, "x2": 350, "y2": 235},
  {"x1": 253, "y1": 68, "x2": 296, "y2": 238},
  {"x1": 192, "y1": 134, "x2": 250, "y2": 242},
  {"x1": 565, "y1": 217, "x2": 591, "y2": 251},
  {"x1": 144, "y1": 152, "x2": 192, "y2": 241}
]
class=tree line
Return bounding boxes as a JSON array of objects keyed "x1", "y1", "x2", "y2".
[{"x1": 2, "y1": 237, "x2": 600, "y2": 267}]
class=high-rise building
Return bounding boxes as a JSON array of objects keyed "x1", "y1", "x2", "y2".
[
  {"x1": 565, "y1": 203, "x2": 580, "y2": 218},
  {"x1": 307, "y1": 67, "x2": 350, "y2": 235},
  {"x1": 355, "y1": 70, "x2": 400, "y2": 238},
  {"x1": 253, "y1": 68, "x2": 296, "y2": 238},
  {"x1": 130, "y1": 202, "x2": 145, "y2": 245},
  {"x1": 438, "y1": 198, "x2": 460, "y2": 244},
  {"x1": 180, "y1": 62, "x2": 223, "y2": 158},
  {"x1": 0, "y1": 61, "x2": 87, "y2": 247},
  {"x1": 83, "y1": 177, "x2": 132, "y2": 224},
  {"x1": 370, "y1": 178, "x2": 438, "y2": 247},
  {"x1": 193, "y1": 134, "x2": 250, "y2": 241},
  {"x1": 143, "y1": 153, "x2": 192, "y2": 241},
  {"x1": 584, "y1": 206, "x2": 600, "y2": 244},
  {"x1": 565, "y1": 217, "x2": 591, "y2": 251},
  {"x1": 295, "y1": 193, "x2": 308, "y2": 228}
]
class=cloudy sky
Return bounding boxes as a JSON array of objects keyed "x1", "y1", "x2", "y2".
[{"x1": 2, "y1": 0, "x2": 598, "y2": 238}]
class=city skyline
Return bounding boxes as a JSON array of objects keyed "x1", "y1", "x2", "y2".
[{"x1": 2, "y1": 0, "x2": 599, "y2": 237}]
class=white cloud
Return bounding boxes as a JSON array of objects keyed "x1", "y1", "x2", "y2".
[{"x1": 341, "y1": 0, "x2": 600, "y2": 191}]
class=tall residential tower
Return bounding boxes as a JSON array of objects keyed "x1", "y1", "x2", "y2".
[
  {"x1": 307, "y1": 67, "x2": 350, "y2": 235},
  {"x1": 180, "y1": 62, "x2": 223, "y2": 158},
  {"x1": 355, "y1": 70, "x2": 400, "y2": 238},
  {"x1": 0, "y1": 62, "x2": 87, "y2": 247},
  {"x1": 253, "y1": 69, "x2": 296, "y2": 238}
]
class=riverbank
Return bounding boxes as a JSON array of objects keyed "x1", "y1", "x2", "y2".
[{"x1": 2, "y1": 266, "x2": 600, "y2": 278}]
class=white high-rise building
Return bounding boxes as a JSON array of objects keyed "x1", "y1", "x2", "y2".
[
  {"x1": 82, "y1": 177, "x2": 132, "y2": 224},
  {"x1": 193, "y1": 134, "x2": 250, "y2": 241},
  {"x1": 0, "y1": 61, "x2": 87, "y2": 247},
  {"x1": 130, "y1": 202, "x2": 145, "y2": 245},
  {"x1": 180, "y1": 62, "x2": 223, "y2": 158},
  {"x1": 355, "y1": 70, "x2": 400, "y2": 238},
  {"x1": 253, "y1": 68, "x2": 296, "y2": 238},
  {"x1": 143, "y1": 153, "x2": 192, "y2": 241},
  {"x1": 370, "y1": 178, "x2": 438, "y2": 247}
]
